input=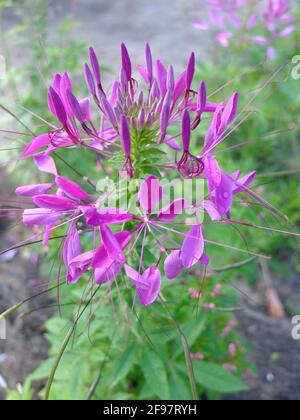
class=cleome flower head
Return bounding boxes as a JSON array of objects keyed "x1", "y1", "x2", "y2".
[{"x1": 15, "y1": 43, "x2": 260, "y2": 307}]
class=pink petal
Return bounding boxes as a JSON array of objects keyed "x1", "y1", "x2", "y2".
[
  {"x1": 216, "y1": 32, "x2": 233, "y2": 48},
  {"x1": 16, "y1": 183, "x2": 53, "y2": 197},
  {"x1": 139, "y1": 176, "x2": 163, "y2": 214},
  {"x1": 56, "y1": 176, "x2": 89, "y2": 201},
  {"x1": 93, "y1": 231, "x2": 131, "y2": 269},
  {"x1": 32, "y1": 194, "x2": 77, "y2": 211},
  {"x1": 279, "y1": 25, "x2": 295, "y2": 38},
  {"x1": 186, "y1": 52, "x2": 195, "y2": 92},
  {"x1": 219, "y1": 92, "x2": 239, "y2": 134},
  {"x1": 60, "y1": 72, "x2": 73, "y2": 117},
  {"x1": 164, "y1": 250, "x2": 183, "y2": 279},
  {"x1": 145, "y1": 43, "x2": 153, "y2": 82},
  {"x1": 233, "y1": 171, "x2": 256, "y2": 195},
  {"x1": 137, "y1": 65, "x2": 149, "y2": 84},
  {"x1": 95, "y1": 262, "x2": 122, "y2": 285},
  {"x1": 173, "y1": 71, "x2": 187, "y2": 103},
  {"x1": 155, "y1": 60, "x2": 167, "y2": 96},
  {"x1": 251, "y1": 35, "x2": 269, "y2": 46},
  {"x1": 23, "y1": 208, "x2": 61, "y2": 226},
  {"x1": 215, "y1": 173, "x2": 234, "y2": 214},
  {"x1": 89, "y1": 47, "x2": 101, "y2": 86},
  {"x1": 34, "y1": 154, "x2": 58, "y2": 176},
  {"x1": 165, "y1": 136, "x2": 182, "y2": 152},
  {"x1": 124, "y1": 264, "x2": 142, "y2": 283},
  {"x1": 120, "y1": 115, "x2": 131, "y2": 158},
  {"x1": 200, "y1": 253, "x2": 210, "y2": 266},
  {"x1": 202, "y1": 200, "x2": 222, "y2": 221},
  {"x1": 100, "y1": 225, "x2": 125, "y2": 264},
  {"x1": 181, "y1": 224, "x2": 204, "y2": 269},
  {"x1": 158, "y1": 199, "x2": 185, "y2": 221},
  {"x1": 67, "y1": 90, "x2": 85, "y2": 123},
  {"x1": 193, "y1": 19, "x2": 210, "y2": 30},
  {"x1": 182, "y1": 109, "x2": 191, "y2": 152},
  {"x1": 69, "y1": 250, "x2": 94, "y2": 272},
  {"x1": 64, "y1": 222, "x2": 83, "y2": 283},
  {"x1": 204, "y1": 102, "x2": 222, "y2": 113},
  {"x1": 230, "y1": 14, "x2": 242, "y2": 29},
  {"x1": 197, "y1": 81, "x2": 207, "y2": 115},
  {"x1": 49, "y1": 86, "x2": 67, "y2": 125},
  {"x1": 79, "y1": 97, "x2": 91, "y2": 121},
  {"x1": 126, "y1": 265, "x2": 161, "y2": 307},
  {"x1": 138, "y1": 266, "x2": 161, "y2": 306},
  {"x1": 81, "y1": 206, "x2": 132, "y2": 226},
  {"x1": 267, "y1": 47, "x2": 276, "y2": 61},
  {"x1": 204, "y1": 156, "x2": 222, "y2": 188},
  {"x1": 84, "y1": 64, "x2": 97, "y2": 96},
  {"x1": 247, "y1": 14, "x2": 258, "y2": 30},
  {"x1": 121, "y1": 43, "x2": 132, "y2": 81},
  {"x1": 22, "y1": 134, "x2": 50, "y2": 157}
]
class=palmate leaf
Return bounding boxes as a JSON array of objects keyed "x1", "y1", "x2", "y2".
[
  {"x1": 140, "y1": 164, "x2": 161, "y2": 177},
  {"x1": 110, "y1": 345, "x2": 136, "y2": 388},
  {"x1": 143, "y1": 148, "x2": 167, "y2": 158},
  {"x1": 140, "y1": 349, "x2": 170, "y2": 400},
  {"x1": 170, "y1": 369, "x2": 192, "y2": 400},
  {"x1": 194, "y1": 362, "x2": 247, "y2": 394}
]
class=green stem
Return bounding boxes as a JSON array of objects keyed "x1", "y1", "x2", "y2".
[
  {"x1": 0, "y1": 282, "x2": 66, "y2": 320},
  {"x1": 0, "y1": 302, "x2": 23, "y2": 319},
  {"x1": 212, "y1": 256, "x2": 257, "y2": 273},
  {"x1": 256, "y1": 169, "x2": 300, "y2": 179}
]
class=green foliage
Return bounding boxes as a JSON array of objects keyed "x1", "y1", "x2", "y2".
[{"x1": 193, "y1": 362, "x2": 247, "y2": 394}]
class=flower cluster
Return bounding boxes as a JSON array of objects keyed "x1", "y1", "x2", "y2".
[
  {"x1": 252, "y1": 0, "x2": 296, "y2": 60},
  {"x1": 17, "y1": 43, "x2": 256, "y2": 307},
  {"x1": 193, "y1": 0, "x2": 295, "y2": 60},
  {"x1": 193, "y1": 0, "x2": 258, "y2": 48}
]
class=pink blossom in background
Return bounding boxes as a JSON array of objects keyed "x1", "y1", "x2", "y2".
[
  {"x1": 193, "y1": 0, "x2": 258, "y2": 48},
  {"x1": 252, "y1": 0, "x2": 296, "y2": 60},
  {"x1": 223, "y1": 363, "x2": 238, "y2": 372},
  {"x1": 191, "y1": 352, "x2": 205, "y2": 360},
  {"x1": 194, "y1": 0, "x2": 296, "y2": 59}
]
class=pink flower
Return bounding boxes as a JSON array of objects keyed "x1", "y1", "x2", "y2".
[
  {"x1": 125, "y1": 264, "x2": 162, "y2": 307},
  {"x1": 193, "y1": 0, "x2": 255, "y2": 48},
  {"x1": 193, "y1": 0, "x2": 295, "y2": 58},
  {"x1": 12, "y1": 43, "x2": 264, "y2": 309},
  {"x1": 223, "y1": 363, "x2": 237, "y2": 373},
  {"x1": 191, "y1": 353, "x2": 205, "y2": 360}
]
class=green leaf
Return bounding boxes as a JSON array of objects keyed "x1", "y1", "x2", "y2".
[
  {"x1": 170, "y1": 369, "x2": 192, "y2": 400},
  {"x1": 69, "y1": 361, "x2": 83, "y2": 399},
  {"x1": 141, "y1": 165, "x2": 161, "y2": 177},
  {"x1": 143, "y1": 148, "x2": 167, "y2": 158},
  {"x1": 110, "y1": 345, "x2": 136, "y2": 388},
  {"x1": 140, "y1": 350, "x2": 170, "y2": 400},
  {"x1": 194, "y1": 362, "x2": 247, "y2": 394}
]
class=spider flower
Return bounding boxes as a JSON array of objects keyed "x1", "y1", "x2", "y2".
[
  {"x1": 252, "y1": 0, "x2": 296, "y2": 60},
  {"x1": 15, "y1": 43, "x2": 259, "y2": 307}
]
